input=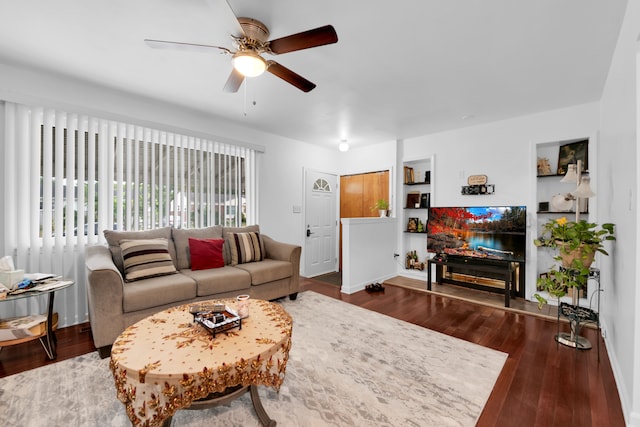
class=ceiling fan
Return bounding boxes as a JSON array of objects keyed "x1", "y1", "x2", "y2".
[{"x1": 144, "y1": 1, "x2": 338, "y2": 93}]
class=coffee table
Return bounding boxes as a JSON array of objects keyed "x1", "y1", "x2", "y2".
[{"x1": 110, "y1": 298, "x2": 293, "y2": 427}]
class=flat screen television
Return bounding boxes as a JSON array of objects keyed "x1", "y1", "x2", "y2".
[{"x1": 427, "y1": 206, "x2": 527, "y2": 262}]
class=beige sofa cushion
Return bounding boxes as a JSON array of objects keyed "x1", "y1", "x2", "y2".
[
  {"x1": 235, "y1": 259, "x2": 293, "y2": 285},
  {"x1": 120, "y1": 238, "x2": 177, "y2": 282},
  {"x1": 104, "y1": 227, "x2": 175, "y2": 275},
  {"x1": 172, "y1": 226, "x2": 223, "y2": 270},
  {"x1": 181, "y1": 267, "x2": 251, "y2": 297},
  {"x1": 222, "y1": 225, "x2": 259, "y2": 264},
  {"x1": 122, "y1": 272, "x2": 196, "y2": 313},
  {"x1": 227, "y1": 232, "x2": 265, "y2": 266}
]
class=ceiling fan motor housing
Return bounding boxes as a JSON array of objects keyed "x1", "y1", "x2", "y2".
[{"x1": 238, "y1": 17, "x2": 270, "y2": 45}]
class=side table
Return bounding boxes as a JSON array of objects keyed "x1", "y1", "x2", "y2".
[{"x1": 0, "y1": 279, "x2": 74, "y2": 359}]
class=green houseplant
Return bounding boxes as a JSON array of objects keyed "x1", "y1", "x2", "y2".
[
  {"x1": 534, "y1": 217, "x2": 615, "y2": 307},
  {"x1": 372, "y1": 199, "x2": 390, "y2": 217}
]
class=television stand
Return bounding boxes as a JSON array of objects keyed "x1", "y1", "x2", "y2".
[{"x1": 426, "y1": 255, "x2": 520, "y2": 307}]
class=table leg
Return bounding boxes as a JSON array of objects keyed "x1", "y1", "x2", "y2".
[
  {"x1": 504, "y1": 273, "x2": 510, "y2": 308},
  {"x1": 250, "y1": 385, "x2": 276, "y2": 427},
  {"x1": 427, "y1": 261, "x2": 432, "y2": 291},
  {"x1": 38, "y1": 291, "x2": 57, "y2": 360}
]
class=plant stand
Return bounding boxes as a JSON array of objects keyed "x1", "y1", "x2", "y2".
[{"x1": 556, "y1": 268, "x2": 600, "y2": 359}]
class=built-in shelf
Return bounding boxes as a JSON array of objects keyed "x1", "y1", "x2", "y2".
[
  {"x1": 400, "y1": 157, "x2": 433, "y2": 279},
  {"x1": 537, "y1": 210, "x2": 589, "y2": 214}
]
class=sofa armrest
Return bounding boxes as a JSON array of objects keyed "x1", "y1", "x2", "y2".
[
  {"x1": 262, "y1": 234, "x2": 301, "y2": 263},
  {"x1": 262, "y1": 234, "x2": 301, "y2": 295},
  {"x1": 85, "y1": 245, "x2": 126, "y2": 349}
]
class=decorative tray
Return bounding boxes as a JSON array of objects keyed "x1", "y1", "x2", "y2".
[{"x1": 192, "y1": 305, "x2": 242, "y2": 337}]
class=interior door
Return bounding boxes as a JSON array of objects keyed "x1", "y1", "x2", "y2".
[{"x1": 304, "y1": 170, "x2": 338, "y2": 277}]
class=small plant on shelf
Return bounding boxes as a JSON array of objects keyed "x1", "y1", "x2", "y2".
[{"x1": 372, "y1": 199, "x2": 390, "y2": 217}]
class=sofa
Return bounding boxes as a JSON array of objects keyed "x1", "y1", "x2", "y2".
[{"x1": 85, "y1": 225, "x2": 301, "y2": 357}]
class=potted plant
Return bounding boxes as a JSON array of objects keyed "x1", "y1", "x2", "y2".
[
  {"x1": 372, "y1": 199, "x2": 390, "y2": 217},
  {"x1": 534, "y1": 216, "x2": 615, "y2": 307}
]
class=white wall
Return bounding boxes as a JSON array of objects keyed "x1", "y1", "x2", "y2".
[
  {"x1": 257, "y1": 136, "x2": 337, "y2": 248},
  {"x1": 341, "y1": 217, "x2": 397, "y2": 293},
  {"x1": 337, "y1": 140, "x2": 397, "y2": 177},
  {"x1": 599, "y1": 1, "x2": 640, "y2": 425}
]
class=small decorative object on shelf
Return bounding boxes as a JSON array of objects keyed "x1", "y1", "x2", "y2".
[
  {"x1": 537, "y1": 157, "x2": 553, "y2": 176},
  {"x1": 406, "y1": 250, "x2": 423, "y2": 270},
  {"x1": 407, "y1": 217, "x2": 418, "y2": 232},
  {"x1": 461, "y1": 175, "x2": 494, "y2": 195},
  {"x1": 404, "y1": 166, "x2": 415, "y2": 184},
  {"x1": 420, "y1": 193, "x2": 430, "y2": 208},
  {"x1": 372, "y1": 199, "x2": 390, "y2": 217},
  {"x1": 406, "y1": 192, "x2": 420, "y2": 208}
]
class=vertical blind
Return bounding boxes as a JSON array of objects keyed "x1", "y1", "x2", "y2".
[{"x1": 1, "y1": 101, "x2": 258, "y2": 327}]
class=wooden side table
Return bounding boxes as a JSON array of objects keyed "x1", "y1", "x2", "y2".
[{"x1": 0, "y1": 280, "x2": 74, "y2": 359}]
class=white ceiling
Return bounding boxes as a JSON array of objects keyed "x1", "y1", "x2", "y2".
[{"x1": 0, "y1": 0, "x2": 628, "y2": 149}]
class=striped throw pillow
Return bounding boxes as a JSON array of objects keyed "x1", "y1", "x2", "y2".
[
  {"x1": 228, "y1": 232, "x2": 265, "y2": 266},
  {"x1": 120, "y1": 238, "x2": 177, "y2": 282}
]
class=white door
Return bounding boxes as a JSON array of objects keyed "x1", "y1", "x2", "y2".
[{"x1": 304, "y1": 170, "x2": 338, "y2": 277}]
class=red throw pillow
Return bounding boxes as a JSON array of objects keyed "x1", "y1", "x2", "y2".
[{"x1": 188, "y1": 238, "x2": 225, "y2": 270}]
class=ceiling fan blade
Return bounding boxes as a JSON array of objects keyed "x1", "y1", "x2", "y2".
[
  {"x1": 223, "y1": 68, "x2": 245, "y2": 93},
  {"x1": 204, "y1": 0, "x2": 245, "y2": 38},
  {"x1": 268, "y1": 25, "x2": 338, "y2": 54},
  {"x1": 144, "y1": 39, "x2": 231, "y2": 54},
  {"x1": 267, "y1": 61, "x2": 316, "y2": 92}
]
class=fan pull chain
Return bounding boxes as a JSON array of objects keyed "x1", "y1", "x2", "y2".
[
  {"x1": 242, "y1": 79, "x2": 257, "y2": 117},
  {"x1": 243, "y1": 79, "x2": 248, "y2": 116}
]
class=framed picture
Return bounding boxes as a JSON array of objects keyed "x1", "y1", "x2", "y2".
[
  {"x1": 406, "y1": 192, "x2": 420, "y2": 208},
  {"x1": 420, "y1": 193, "x2": 431, "y2": 209},
  {"x1": 407, "y1": 217, "x2": 418, "y2": 232},
  {"x1": 557, "y1": 140, "x2": 588, "y2": 175}
]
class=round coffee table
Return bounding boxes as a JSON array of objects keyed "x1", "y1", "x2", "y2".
[{"x1": 109, "y1": 298, "x2": 292, "y2": 427}]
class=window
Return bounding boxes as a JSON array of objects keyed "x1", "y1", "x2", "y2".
[
  {"x1": 313, "y1": 178, "x2": 332, "y2": 192},
  {"x1": 6, "y1": 103, "x2": 258, "y2": 244}
]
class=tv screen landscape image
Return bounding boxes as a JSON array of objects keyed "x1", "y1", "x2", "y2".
[{"x1": 427, "y1": 206, "x2": 527, "y2": 262}]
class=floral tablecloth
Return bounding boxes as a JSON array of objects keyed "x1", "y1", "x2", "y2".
[{"x1": 110, "y1": 299, "x2": 293, "y2": 426}]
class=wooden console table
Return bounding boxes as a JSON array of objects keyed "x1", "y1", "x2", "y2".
[{"x1": 427, "y1": 255, "x2": 517, "y2": 307}]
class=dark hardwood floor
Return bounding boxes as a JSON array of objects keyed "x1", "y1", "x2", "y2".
[{"x1": 0, "y1": 277, "x2": 626, "y2": 426}]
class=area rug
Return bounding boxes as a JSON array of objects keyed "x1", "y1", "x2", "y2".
[{"x1": 0, "y1": 291, "x2": 507, "y2": 426}]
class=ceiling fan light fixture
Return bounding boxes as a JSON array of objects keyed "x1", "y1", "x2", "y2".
[{"x1": 232, "y1": 51, "x2": 267, "y2": 77}]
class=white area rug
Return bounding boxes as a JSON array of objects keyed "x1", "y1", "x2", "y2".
[{"x1": 0, "y1": 291, "x2": 507, "y2": 426}]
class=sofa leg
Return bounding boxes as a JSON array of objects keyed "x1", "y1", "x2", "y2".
[
  {"x1": 289, "y1": 293, "x2": 298, "y2": 301},
  {"x1": 97, "y1": 345, "x2": 112, "y2": 359}
]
